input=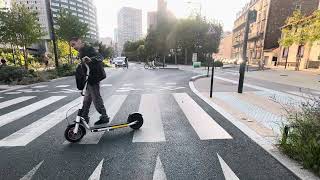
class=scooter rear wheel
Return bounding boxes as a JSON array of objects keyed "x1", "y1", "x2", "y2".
[
  {"x1": 127, "y1": 113, "x2": 143, "y2": 130},
  {"x1": 64, "y1": 124, "x2": 86, "y2": 143}
]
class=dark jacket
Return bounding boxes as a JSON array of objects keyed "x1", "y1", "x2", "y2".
[{"x1": 78, "y1": 44, "x2": 106, "y2": 85}]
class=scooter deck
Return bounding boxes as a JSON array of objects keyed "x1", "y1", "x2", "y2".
[{"x1": 90, "y1": 122, "x2": 132, "y2": 132}]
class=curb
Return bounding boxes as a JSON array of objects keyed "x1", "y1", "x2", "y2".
[{"x1": 189, "y1": 75, "x2": 319, "y2": 180}]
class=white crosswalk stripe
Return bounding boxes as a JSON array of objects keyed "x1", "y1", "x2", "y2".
[
  {"x1": 173, "y1": 93, "x2": 232, "y2": 140},
  {"x1": 0, "y1": 97, "x2": 81, "y2": 147},
  {"x1": 133, "y1": 94, "x2": 166, "y2": 142},
  {"x1": 56, "y1": 85, "x2": 70, "y2": 88},
  {"x1": 0, "y1": 96, "x2": 35, "y2": 110},
  {"x1": 0, "y1": 96, "x2": 65, "y2": 128}
]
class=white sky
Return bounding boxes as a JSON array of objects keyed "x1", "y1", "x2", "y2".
[{"x1": 93, "y1": 0, "x2": 249, "y2": 39}]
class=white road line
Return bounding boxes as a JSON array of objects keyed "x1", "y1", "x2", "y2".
[
  {"x1": 173, "y1": 93, "x2": 232, "y2": 140},
  {"x1": 0, "y1": 97, "x2": 3, "y2": 99},
  {"x1": 144, "y1": 83, "x2": 156, "y2": 86},
  {"x1": 0, "y1": 96, "x2": 66, "y2": 128},
  {"x1": 116, "y1": 90, "x2": 130, "y2": 92},
  {"x1": 123, "y1": 83, "x2": 134, "y2": 86},
  {"x1": 0, "y1": 96, "x2": 35, "y2": 110},
  {"x1": 217, "y1": 154, "x2": 239, "y2": 180},
  {"x1": 153, "y1": 156, "x2": 167, "y2": 180},
  {"x1": 133, "y1": 94, "x2": 165, "y2": 142},
  {"x1": 101, "y1": 84, "x2": 112, "y2": 87},
  {"x1": 74, "y1": 95, "x2": 127, "y2": 144},
  {"x1": 88, "y1": 159, "x2": 104, "y2": 180},
  {"x1": 20, "y1": 160, "x2": 44, "y2": 180},
  {"x1": 32, "y1": 85, "x2": 47, "y2": 89},
  {"x1": 56, "y1": 85, "x2": 70, "y2": 88},
  {"x1": 0, "y1": 97, "x2": 81, "y2": 147},
  {"x1": 4, "y1": 92, "x2": 22, "y2": 95}
]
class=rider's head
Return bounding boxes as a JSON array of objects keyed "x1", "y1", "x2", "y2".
[{"x1": 70, "y1": 37, "x2": 83, "y2": 51}]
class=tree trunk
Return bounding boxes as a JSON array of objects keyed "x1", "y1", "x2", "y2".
[
  {"x1": 11, "y1": 44, "x2": 16, "y2": 65},
  {"x1": 175, "y1": 53, "x2": 177, "y2": 65},
  {"x1": 184, "y1": 48, "x2": 188, "y2": 65},
  {"x1": 68, "y1": 42, "x2": 72, "y2": 64},
  {"x1": 305, "y1": 43, "x2": 313, "y2": 69},
  {"x1": 23, "y1": 46, "x2": 28, "y2": 69}
]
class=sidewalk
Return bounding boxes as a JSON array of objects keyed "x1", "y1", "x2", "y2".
[{"x1": 191, "y1": 75, "x2": 320, "y2": 180}]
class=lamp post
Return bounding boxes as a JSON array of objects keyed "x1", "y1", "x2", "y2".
[
  {"x1": 47, "y1": 0, "x2": 59, "y2": 68},
  {"x1": 238, "y1": 10, "x2": 257, "y2": 93}
]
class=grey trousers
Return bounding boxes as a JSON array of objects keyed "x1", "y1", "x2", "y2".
[{"x1": 81, "y1": 83, "x2": 107, "y2": 118}]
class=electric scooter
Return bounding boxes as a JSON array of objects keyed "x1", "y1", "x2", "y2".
[{"x1": 64, "y1": 56, "x2": 143, "y2": 143}]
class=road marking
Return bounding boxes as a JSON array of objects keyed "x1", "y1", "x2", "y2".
[
  {"x1": 0, "y1": 97, "x2": 81, "y2": 147},
  {"x1": 133, "y1": 94, "x2": 165, "y2": 142},
  {"x1": 56, "y1": 85, "x2": 70, "y2": 88},
  {"x1": 4, "y1": 92, "x2": 22, "y2": 95},
  {"x1": 123, "y1": 83, "x2": 134, "y2": 86},
  {"x1": 116, "y1": 89, "x2": 130, "y2": 92},
  {"x1": 144, "y1": 83, "x2": 156, "y2": 86},
  {"x1": 153, "y1": 156, "x2": 167, "y2": 180},
  {"x1": 217, "y1": 154, "x2": 239, "y2": 180},
  {"x1": 0, "y1": 96, "x2": 65, "y2": 128},
  {"x1": 18, "y1": 89, "x2": 49, "y2": 93},
  {"x1": 0, "y1": 97, "x2": 3, "y2": 99},
  {"x1": 88, "y1": 159, "x2": 104, "y2": 180},
  {"x1": 20, "y1": 160, "x2": 44, "y2": 180},
  {"x1": 173, "y1": 93, "x2": 232, "y2": 140},
  {"x1": 32, "y1": 85, "x2": 47, "y2": 89},
  {"x1": 73, "y1": 95, "x2": 127, "y2": 144},
  {"x1": 0, "y1": 96, "x2": 35, "y2": 110},
  {"x1": 101, "y1": 84, "x2": 112, "y2": 87}
]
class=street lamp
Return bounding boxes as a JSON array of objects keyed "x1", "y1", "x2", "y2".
[{"x1": 238, "y1": 9, "x2": 257, "y2": 93}]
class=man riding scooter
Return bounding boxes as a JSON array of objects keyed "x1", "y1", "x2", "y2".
[{"x1": 70, "y1": 37, "x2": 110, "y2": 127}]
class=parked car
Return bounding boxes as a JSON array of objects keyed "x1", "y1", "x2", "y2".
[{"x1": 113, "y1": 57, "x2": 126, "y2": 67}]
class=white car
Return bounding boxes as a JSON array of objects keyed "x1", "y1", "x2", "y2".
[{"x1": 113, "y1": 57, "x2": 126, "y2": 67}]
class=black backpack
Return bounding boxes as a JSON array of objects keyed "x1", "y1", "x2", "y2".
[
  {"x1": 75, "y1": 63, "x2": 87, "y2": 90},
  {"x1": 75, "y1": 55, "x2": 106, "y2": 90}
]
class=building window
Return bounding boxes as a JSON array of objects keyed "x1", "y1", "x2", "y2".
[
  {"x1": 282, "y1": 47, "x2": 289, "y2": 58},
  {"x1": 297, "y1": 45, "x2": 304, "y2": 58}
]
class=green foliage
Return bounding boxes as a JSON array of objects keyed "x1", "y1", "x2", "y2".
[
  {"x1": 0, "y1": 66, "x2": 35, "y2": 84},
  {"x1": 0, "y1": 3, "x2": 44, "y2": 69},
  {"x1": 280, "y1": 10, "x2": 320, "y2": 47},
  {"x1": 214, "y1": 60, "x2": 223, "y2": 67},
  {"x1": 55, "y1": 9, "x2": 89, "y2": 42},
  {"x1": 279, "y1": 97, "x2": 320, "y2": 176},
  {"x1": 56, "y1": 63, "x2": 76, "y2": 77},
  {"x1": 92, "y1": 41, "x2": 113, "y2": 58}
]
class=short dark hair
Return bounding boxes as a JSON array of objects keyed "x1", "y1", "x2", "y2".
[
  {"x1": 1, "y1": 59, "x2": 6, "y2": 63},
  {"x1": 70, "y1": 37, "x2": 81, "y2": 42}
]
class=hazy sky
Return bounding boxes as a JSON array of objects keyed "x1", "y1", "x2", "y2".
[{"x1": 93, "y1": 0, "x2": 249, "y2": 39}]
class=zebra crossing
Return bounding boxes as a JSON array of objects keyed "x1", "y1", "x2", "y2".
[{"x1": 0, "y1": 92, "x2": 234, "y2": 147}]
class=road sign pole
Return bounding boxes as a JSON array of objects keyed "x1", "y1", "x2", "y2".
[{"x1": 210, "y1": 58, "x2": 214, "y2": 98}]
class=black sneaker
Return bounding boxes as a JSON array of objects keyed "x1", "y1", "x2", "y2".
[{"x1": 94, "y1": 115, "x2": 110, "y2": 126}]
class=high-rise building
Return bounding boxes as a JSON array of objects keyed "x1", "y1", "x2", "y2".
[
  {"x1": 231, "y1": 0, "x2": 319, "y2": 65},
  {"x1": 147, "y1": 11, "x2": 157, "y2": 31},
  {"x1": 13, "y1": 0, "x2": 51, "y2": 40},
  {"x1": 100, "y1": 37, "x2": 112, "y2": 47},
  {"x1": 117, "y1": 7, "x2": 142, "y2": 54},
  {"x1": 50, "y1": 0, "x2": 99, "y2": 40}
]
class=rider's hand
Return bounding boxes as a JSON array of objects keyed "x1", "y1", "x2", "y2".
[{"x1": 82, "y1": 56, "x2": 92, "y2": 64}]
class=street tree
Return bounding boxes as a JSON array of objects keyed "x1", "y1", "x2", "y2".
[
  {"x1": 0, "y1": 4, "x2": 44, "y2": 69},
  {"x1": 55, "y1": 9, "x2": 89, "y2": 62}
]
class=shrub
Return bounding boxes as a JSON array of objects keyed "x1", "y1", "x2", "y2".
[
  {"x1": 214, "y1": 60, "x2": 223, "y2": 67},
  {"x1": 0, "y1": 66, "x2": 29, "y2": 83},
  {"x1": 279, "y1": 96, "x2": 320, "y2": 176},
  {"x1": 56, "y1": 63, "x2": 76, "y2": 77}
]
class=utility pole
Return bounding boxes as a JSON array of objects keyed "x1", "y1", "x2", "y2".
[
  {"x1": 47, "y1": 0, "x2": 59, "y2": 68},
  {"x1": 238, "y1": 10, "x2": 257, "y2": 93}
]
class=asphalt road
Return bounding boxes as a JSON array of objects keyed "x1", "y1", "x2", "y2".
[{"x1": 0, "y1": 63, "x2": 298, "y2": 179}]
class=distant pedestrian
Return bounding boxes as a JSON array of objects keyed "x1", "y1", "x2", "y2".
[
  {"x1": 125, "y1": 57, "x2": 128, "y2": 69},
  {"x1": 43, "y1": 53, "x2": 49, "y2": 70},
  {"x1": 0, "y1": 58, "x2": 7, "y2": 68}
]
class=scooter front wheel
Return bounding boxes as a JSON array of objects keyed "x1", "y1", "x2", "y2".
[{"x1": 64, "y1": 124, "x2": 86, "y2": 143}]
